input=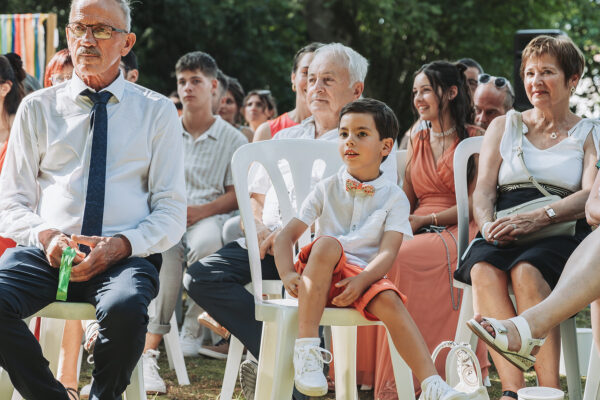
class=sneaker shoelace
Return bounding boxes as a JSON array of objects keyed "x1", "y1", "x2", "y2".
[
  {"x1": 143, "y1": 350, "x2": 161, "y2": 377},
  {"x1": 295, "y1": 346, "x2": 332, "y2": 375},
  {"x1": 420, "y1": 377, "x2": 448, "y2": 400}
]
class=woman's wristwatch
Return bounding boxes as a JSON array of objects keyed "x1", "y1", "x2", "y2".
[{"x1": 543, "y1": 205, "x2": 557, "y2": 221}]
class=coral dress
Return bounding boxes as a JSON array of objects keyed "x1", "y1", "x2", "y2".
[
  {"x1": 0, "y1": 140, "x2": 16, "y2": 257},
  {"x1": 373, "y1": 126, "x2": 489, "y2": 398}
]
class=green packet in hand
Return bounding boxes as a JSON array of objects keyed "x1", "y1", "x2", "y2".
[{"x1": 56, "y1": 247, "x2": 77, "y2": 301}]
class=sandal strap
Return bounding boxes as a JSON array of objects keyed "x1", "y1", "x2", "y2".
[
  {"x1": 481, "y1": 317, "x2": 509, "y2": 349},
  {"x1": 509, "y1": 315, "x2": 546, "y2": 354},
  {"x1": 66, "y1": 387, "x2": 79, "y2": 400},
  {"x1": 502, "y1": 390, "x2": 519, "y2": 399}
]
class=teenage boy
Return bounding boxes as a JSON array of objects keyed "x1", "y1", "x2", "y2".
[
  {"x1": 274, "y1": 98, "x2": 483, "y2": 399},
  {"x1": 142, "y1": 51, "x2": 248, "y2": 393}
]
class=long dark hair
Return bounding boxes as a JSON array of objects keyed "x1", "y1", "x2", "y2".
[
  {"x1": 411, "y1": 60, "x2": 476, "y2": 181},
  {"x1": 0, "y1": 54, "x2": 25, "y2": 116}
]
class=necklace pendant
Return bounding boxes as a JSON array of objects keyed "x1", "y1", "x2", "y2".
[{"x1": 550, "y1": 132, "x2": 558, "y2": 139}]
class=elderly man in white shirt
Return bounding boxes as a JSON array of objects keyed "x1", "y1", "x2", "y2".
[
  {"x1": 0, "y1": 1, "x2": 186, "y2": 399},
  {"x1": 183, "y1": 43, "x2": 396, "y2": 400}
]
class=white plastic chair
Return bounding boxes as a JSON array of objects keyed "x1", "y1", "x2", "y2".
[
  {"x1": 584, "y1": 341, "x2": 600, "y2": 400},
  {"x1": 159, "y1": 308, "x2": 190, "y2": 385},
  {"x1": 451, "y1": 136, "x2": 582, "y2": 399},
  {"x1": 397, "y1": 149, "x2": 407, "y2": 186},
  {"x1": 0, "y1": 302, "x2": 146, "y2": 400},
  {"x1": 230, "y1": 139, "x2": 415, "y2": 400}
]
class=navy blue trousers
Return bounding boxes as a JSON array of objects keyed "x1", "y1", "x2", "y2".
[
  {"x1": 0, "y1": 247, "x2": 159, "y2": 400},
  {"x1": 183, "y1": 241, "x2": 280, "y2": 358}
]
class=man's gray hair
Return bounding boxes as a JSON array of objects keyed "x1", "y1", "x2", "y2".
[
  {"x1": 314, "y1": 43, "x2": 369, "y2": 86},
  {"x1": 70, "y1": 0, "x2": 132, "y2": 31}
]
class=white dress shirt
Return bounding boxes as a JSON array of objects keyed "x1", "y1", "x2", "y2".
[
  {"x1": 0, "y1": 72, "x2": 187, "y2": 258},
  {"x1": 251, "y1": 116, "x2": 399, "y2": 230},
  {"x1": 297, "y1": 168, "x2": 413, "y2": 267}
]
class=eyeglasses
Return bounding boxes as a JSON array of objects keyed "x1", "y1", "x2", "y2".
[
  {"x1": 67, "y1": 22, "x2": 128, "y2": 40},
  {"x1": 478, "y1": 73, "x2": 514, "y2": 96},
  {"x1": 50, "y1": 73, "x2": 72, "y2": 85}
]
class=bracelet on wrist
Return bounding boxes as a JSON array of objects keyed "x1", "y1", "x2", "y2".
[{"x1": 431, "y1": 212, "x2": 438, "y2": 226}]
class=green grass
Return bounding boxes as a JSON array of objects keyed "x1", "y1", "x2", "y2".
[{"x1": 77, "y1": 306, "x2": 593, "y2": 399}]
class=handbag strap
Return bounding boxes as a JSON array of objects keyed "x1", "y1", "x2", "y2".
[
  {"x1": 432, "y1": 341, "x2": 484, "y2": 387},
  {"x1": 515, "y1": 112, "x2": 553, "y2": 198}
]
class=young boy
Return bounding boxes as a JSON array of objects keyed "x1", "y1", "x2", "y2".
[{"x1": 274, "y1": 98, "x2": 481, "y2": 399}]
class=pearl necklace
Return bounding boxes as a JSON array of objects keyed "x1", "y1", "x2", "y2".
[{"x1": 430, "y1": 126, "x2": 456, "y2": 137}]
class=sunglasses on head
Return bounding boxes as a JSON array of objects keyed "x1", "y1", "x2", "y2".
[{"x1": 478, "y1": 74, "x2": 514, "y2": 96}]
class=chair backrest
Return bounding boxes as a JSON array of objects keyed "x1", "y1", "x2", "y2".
[
  {"x1": 453, "y1": 136, "x2": 483, "y2": 259},
  {"x1": 231, "y1": 139, "x2": 342, "y2": 302},
  {"x1": 396, "y1": 149, "x2": 407, "y2": 186}
]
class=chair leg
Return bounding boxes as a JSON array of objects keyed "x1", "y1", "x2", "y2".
[
  {"x1": 561, "y1": 318, "x2": 582, "y2": 400},
  {"x1": 386, "y1": 329, "x2": 415, "y2": 400},
  {"x1": 584, "y1": 341, "x2": 600, "y2": 400},
  {"x1": 124, "y1": 357, "x2": 146, "y2": 400},
  {"x1": 220, "y1": 335, "x2": 244, "y2": 400},
  {"x1": 330, "y1": 325, "x2": 358, "y2": 400},
  {"x1": 255, "y1": 309, "x2": 296, "y2": 400},
  {"x1": 38, "y1": 317, "x2": 66, "y2": 376},
  {"x1": 163, "y1": 313, "x2": 190, "y2": 385},
  {"x1": 0, "y1": 368, "x2": 15, "y2": 399}
]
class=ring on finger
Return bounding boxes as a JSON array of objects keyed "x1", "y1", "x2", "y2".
[{"x1": 511, "y1": 223, "x2": 517, "y2": 229}]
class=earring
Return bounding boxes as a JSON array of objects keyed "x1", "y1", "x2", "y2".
[
  {"x1": 292, "y1": 83, "x2": 296, "y2": 92},
  {"x1": 571, "y1": 86, "x2": 576, "y2": 94}
]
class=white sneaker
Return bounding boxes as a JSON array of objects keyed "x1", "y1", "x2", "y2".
[
  {"x1": 142, "y1": 349, "x2": 167, "y2": 394},
  {"x1": 420, "y1": 375, "x2": 479, "y2": 400},
  {"x1": 80, "y1": 380, "x2": 92, "y2": 399},
  {"x1": 293, "y1": 338, "x2": 332, "y2": 397},
  {"x1": 179, "y1": 328, "x2": 202, "y2": 357}
]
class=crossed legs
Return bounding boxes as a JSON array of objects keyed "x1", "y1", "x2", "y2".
[{"x1": 471, "y1": 260, "x2": 560, "y2": 398}]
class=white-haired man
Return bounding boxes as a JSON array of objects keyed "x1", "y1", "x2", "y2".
[
  {"x1": 0, "y1": 0, "x2": 186, "y2": 398},
  {"x1": 183, "y1": 43, "x2": 397, "y2": 399}
]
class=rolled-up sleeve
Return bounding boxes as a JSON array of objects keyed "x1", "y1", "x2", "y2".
[{"x1": 120, "y1": 103, "x2": 186, "y2": 257}]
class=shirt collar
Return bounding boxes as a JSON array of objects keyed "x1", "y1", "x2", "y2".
[
  {"x1": 67, "y1": 69, "x2": 125, "y2": 103},
  {"x1": 341, "y1": 167, "x2": 387, "y2": 189},
  {"x1": 181, "y1": 115, "x2": 221, "y2": 141},
  {"x1": 300, "y1": 116, "x2": 338, "y2": 140}
]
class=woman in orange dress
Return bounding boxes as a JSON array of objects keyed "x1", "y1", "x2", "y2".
[
  {"x1": 0, "y1": 54, "x2": 25, "y2": 257},
  {"x1": 373, "y1": 60, "x2": 489, "y2": 398}
]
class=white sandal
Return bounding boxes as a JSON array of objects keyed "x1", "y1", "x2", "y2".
[{"x1": 466, "y1": 316, "x2": 545, "y2": 371}]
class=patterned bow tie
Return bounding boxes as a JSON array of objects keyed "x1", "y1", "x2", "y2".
[{"x1": 345, "y1": 179, "x2": 375, "y2": 196}]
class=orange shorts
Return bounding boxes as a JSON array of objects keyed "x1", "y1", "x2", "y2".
[{"x1": 294, "y1": 236, "x2": 407, "y2": 321}]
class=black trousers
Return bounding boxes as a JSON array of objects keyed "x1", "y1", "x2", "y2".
[
  {"x1": 183, "y1": 241, "x2": 280, "y2": 357},
  {"x1": 0, "y1": 247, "x2": 159, "y2": 400}
]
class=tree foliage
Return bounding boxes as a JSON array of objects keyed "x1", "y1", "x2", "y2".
[{"x1": 4, "y1": 0, "x2": 600, "y2": 126}]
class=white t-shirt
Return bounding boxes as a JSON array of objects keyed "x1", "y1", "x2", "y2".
[{"x1": 297, "y1": 168, "x2": 413, "y2": 268}]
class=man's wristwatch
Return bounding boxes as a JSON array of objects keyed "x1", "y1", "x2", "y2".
[{"x1": 543, "y1": 205, "x2": 557, "y2": 220}]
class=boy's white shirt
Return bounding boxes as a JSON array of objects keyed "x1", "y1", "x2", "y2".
[
  {"x1": 297, "y1": 167, "x2": 413, "y2": 268},
  {"x1": 247, "y1": 116, "x2": 398, "y2": 231}
]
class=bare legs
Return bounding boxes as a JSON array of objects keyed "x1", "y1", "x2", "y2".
[
  {"x1": 471, "y1": 261, "x2": 560, "y2": 398},
  {"x1": 475, "y1": 229, "x2": 600, "y2": 354},
  {"x1": 57, "y1": 320, "x2": 84, "y2": 391},
  {"x1": 297, "y1": 236, "x2": 438, "y2": 383}
]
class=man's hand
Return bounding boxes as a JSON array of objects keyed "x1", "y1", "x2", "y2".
[
  {"x1": 281, "y1": 271, "x2": 301, "y2": 298},
  {"x1": 331, "y1": 275, "x2": 369, "y2": 307},
  {"x1": 187, "y1": 204, "x2": 212, "y2": 227},
  {"x1": 69, "y1": 235, "x2": 132, "y2": 282},
  {"x1": 259, "y1": 228, "x2": 280, "y2": 259},
  {"x1": 39, "y1": 229, "x2": 85, "y2": 268}
]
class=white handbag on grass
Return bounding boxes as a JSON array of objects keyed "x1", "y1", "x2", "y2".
[{"x1": 432, "y1": 341, "x2": 490, "y2": 400}]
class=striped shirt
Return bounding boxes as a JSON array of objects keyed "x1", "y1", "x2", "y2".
[{"x1": 182, "y1": 115, "x2": 248, "y2": 206}]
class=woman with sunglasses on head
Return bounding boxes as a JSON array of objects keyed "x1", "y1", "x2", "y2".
[
  {"x1": 373, "y1": 60, "x2": 488, "y2": 398},
  {"x1": 0, "y1": 54, "x2": 25, "y2": 257},
  {"x1": 253, "y1": 43, "x2": 323, "y2": 142},
  {"x1": 455, "y1": 36, "x2": 599, "y2": 399},
  {"x1": 242, "y1": 89, "x2": 277, "y2": 132}
]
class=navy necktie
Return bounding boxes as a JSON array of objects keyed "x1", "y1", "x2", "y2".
[{"x1": 80, "y1": 90, "x2": 112, "y2": 248}]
